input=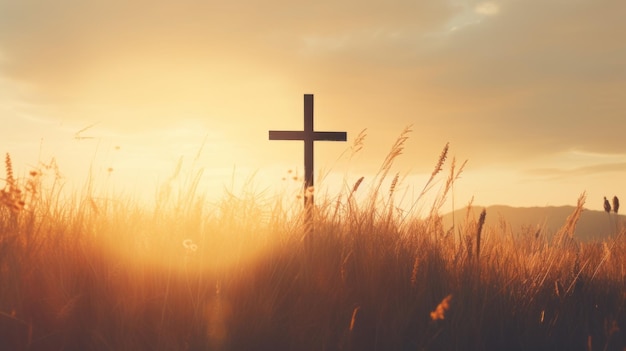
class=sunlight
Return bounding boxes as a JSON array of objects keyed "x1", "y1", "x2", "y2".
[{"x1": 474, "y1": 2, "x2": 500, "y2": 16}]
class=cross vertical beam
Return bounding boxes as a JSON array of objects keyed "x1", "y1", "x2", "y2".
[
  {"x1": 269, "y1": 94, "x2": 347, "y2": 209},
  {"x1": 304, "y1": 94, "x2": 314, "y2": 203}
]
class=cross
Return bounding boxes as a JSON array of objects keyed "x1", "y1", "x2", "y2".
[{"x1": 269, "y1": 94, "x2": 347, "y2": 208}]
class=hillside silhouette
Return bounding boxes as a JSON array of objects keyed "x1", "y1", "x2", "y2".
[{"x1": 443, "y1": 205, "x2": 624, "y2": 241}]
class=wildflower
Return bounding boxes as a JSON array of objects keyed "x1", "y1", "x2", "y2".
[
  {"x1": 183, "y1": 239, "x2": 198, "y2": 253},
  {"x1": 430, "y1": 294, "x2": 452, "y2": 321},
  {"x1": 183, "y1": 239, "x2": 193, "y2": 249}
]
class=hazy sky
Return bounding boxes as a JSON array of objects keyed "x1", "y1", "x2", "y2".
[{"x1": 1, "y1": 0, "x2": 625, "y2": 211}]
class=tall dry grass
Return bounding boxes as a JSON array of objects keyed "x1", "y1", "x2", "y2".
[{"x1": 0, "y1": 132, "x2": 625, "y2": 351}]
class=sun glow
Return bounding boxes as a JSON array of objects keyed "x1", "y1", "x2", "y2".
[{"x1": 474, "y1": 2, "x2": 500, "y2": 16}]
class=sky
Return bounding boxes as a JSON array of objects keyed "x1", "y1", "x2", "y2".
[{"x1": 0, "y1": 0, "x2": 625, "y2": 212}]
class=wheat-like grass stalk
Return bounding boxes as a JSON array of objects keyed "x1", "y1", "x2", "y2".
[
  {"x1": 369, "y1": 126, "x2": 412, "y2": 208},
  {"x1": 331, "y1": 193, "x2": 343, "y2": 222},
  {"x1": 379, "y1": 126, "x2": 412, "y2": 174},
  {"x1": 349, "y1": 306, "x2": 360, "y2": 332},
  {"x1": 320, "y1": 129, "x2": 367, "y2": 187},
  {"x1": 386, "y1": 173, "x2": 400, "y2": 222},
  {"x1": 351, "y1": 129, "x2": 367, "y2": 156},
  {"x1": 347, "y1": 176, "x2": 365, "y2": 218},
  {"x1": 612, "y1": 196, "x2": 620, "y2": 234},
  {"x1": 348, "y1": 176, "x2": 364, "y2": 202},
  {"x1": 4, "y1": 153, "x2": 15, "y2": 190},
  {"x1": 333, "y1": 128, "x2": 367, "y2": 164},
  {"x1": 389, "y1": 173, "x2": 399, "y2": 199},
  {"x1": 429, "y1": 156, "x2": 467, "y2": 216},
  {"x1": 476, "y1": 208, "x2": 486, "y2": 272},
  {"x1": 403, "y1": 142, "x2": 449, "y2": 220},
  {"x1": 555, "y1": 192, "x2": 586, "y2": 247},
  {"x1": 1, "y1": 153, "x2": 25, "y2": 214},
  {"x1": 432, "y1": 143, "x2": 448, "y2": 177}
]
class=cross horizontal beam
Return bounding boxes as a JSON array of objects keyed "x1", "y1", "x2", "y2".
[{"x1": 268, "y1": 131, "x2": 347, "y2": 141}]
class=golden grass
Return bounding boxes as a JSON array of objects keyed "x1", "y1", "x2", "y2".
[{"x1": 1, "y1": 134, "x2": 625, "y2": 351}]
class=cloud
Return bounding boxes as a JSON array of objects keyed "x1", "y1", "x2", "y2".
[
  {"x1": 0, "y1": 0, "x2": 457, "y2": 138},
  {"x1": 410, "y1": 0, "x2": 626, "y2": 157},
  {"x1": 474, "y1": 2, "x2": 500, "y2": 16},
  {"x1": 0, "y1": 0, "x2": 625, "y2": 169},
  {"x1": 526, "y1": 162, "x2": 626, "y2": 180},
  {"x1": 522, "y1": 148, "x2": 626, "y2": 180},
  {"x1": 0, "y1": 0, "x2": 454, "y2": 84}
]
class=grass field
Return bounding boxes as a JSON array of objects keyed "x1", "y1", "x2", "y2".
[{"x1": 1, "y1": 138, "x2": 625, "y2": 351}]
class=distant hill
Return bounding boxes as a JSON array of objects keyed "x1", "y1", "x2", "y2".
[{"x1": 441, "y1": 205, "x2": 624, "y2": 241}]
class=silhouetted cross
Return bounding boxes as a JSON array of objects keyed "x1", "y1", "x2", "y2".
[{"x1": 269, "y1": 94, "x2": 347, "y2": 207}]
